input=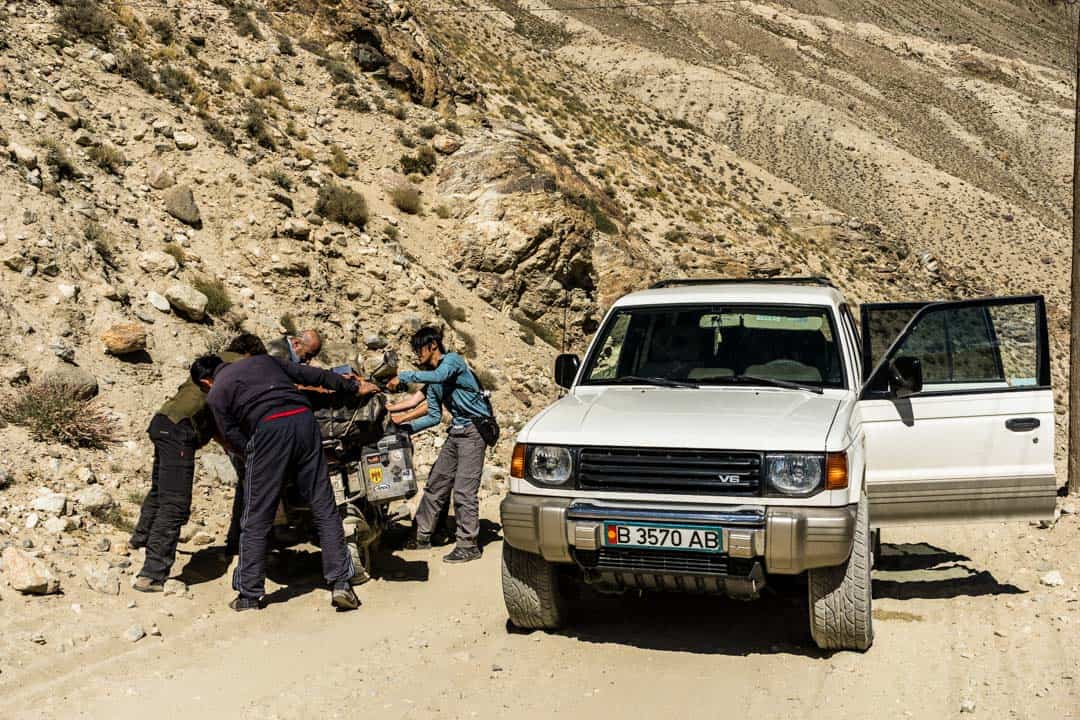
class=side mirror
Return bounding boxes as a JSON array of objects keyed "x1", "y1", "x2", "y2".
[
  {"x1": 888, "y1": 356, "x2": 923, "y2": 399},
  {"x1": 554, "y1": 354, "x2": 581, "y2": 389}
]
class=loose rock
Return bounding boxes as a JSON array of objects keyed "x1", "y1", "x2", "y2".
[
  {"x1": 173, "y1": 131, "x2": 199, "y2": 151},
  {"x1": 42, "y1": 366, "x2": 99, "y2": 399},
  {"x1": 165, "y1": 284, "x2": 208, "y2": 321},
  {"x1": 123, "y1": 625, "x2": 146, "y2": 643},
  {"x1": 83, "y1": 562, "x2": 121, "y2": 595},
  {"x1": 1039, "y1": 570, "x2": 1064, "y2": 587},
  {"x1": 138, "y1": 250, "x2": 179, "y2": 275},
  {"x1": 1, "y1": 547, "x2": 61, "y2": 595},
  {"x1": 75, "y1": 485, "x2": 114, "y2": 512},
  {"x1": 163, "y1": 186, "x2": 203, "y2": 228},
  {"x1": 102, "y1": 323, "x2": 148, "y2": 355},
  {"x1": 147, "y1": 162, "x2": 176, "y2": 190}
]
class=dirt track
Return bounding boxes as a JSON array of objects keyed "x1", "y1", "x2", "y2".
[{"x1": 0, "y1": 497, "x2": 1076, "y2": 720}]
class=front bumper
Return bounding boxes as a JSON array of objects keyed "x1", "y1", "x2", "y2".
[{"x1": 500, "y1": 494, "x2": 856, "y2": 575}]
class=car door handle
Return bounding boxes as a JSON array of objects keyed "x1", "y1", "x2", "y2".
[{"x1": 1005, "y1": 417, "x2": 1040, "y2": 432}]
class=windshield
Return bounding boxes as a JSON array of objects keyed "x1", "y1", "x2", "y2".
[{"x1": 581, "y1": 304, "x2": 846, "y2": 389}]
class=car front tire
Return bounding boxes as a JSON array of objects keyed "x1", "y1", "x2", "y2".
[
  {"x1": 501, "y1": 543, "x2": 568, "y2": 630},
  {"x1": 807, "y1": 495, "x2": 874, "y2": 652}
]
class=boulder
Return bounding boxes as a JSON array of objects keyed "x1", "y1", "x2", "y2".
[
  {"x1": 173, "y1": 131, "x2": 198, "y2": 151},
  {"x1": 10, "y1": 143, "x2": 37, "y2": 169},
  {"x1": 147, "y1": 290, "x2": 171, "y2": 313},
  {"x1": 163, "y1": 186, "x2": 203, "y2": 228},
  {"x1": 74, "y1": 485, "x2": 114, "y2": 512},
  {"x1": 83, "y1": 561, "x2": 121, "y2": 595},
  {"x1": 199, "y1": 453, "x2": 238, "y2": 486},
  {"x1": 31, "y1": 493, "x2": 68, "y2": 516},
  {"x1": 138, "y1": 250, "x2": 179, "y2": 275},
  {"x1": 99, "y1": 52, "x2": 118, "y2": 71},
  {"x1": 101, "y1": 323, "x2": 147, "y2": 355},
  {"x1": 283, "y1": 217, "x2": 311, "y2": 240},
  {"x1": 433, "y1": 135, "x2": 462, "y2": 155},
  {"x1": 43, "y1": 516, "x2": 75, "y2": 534},
  {"x1": 165, "y1": 284, "x2": 208, "y2": 321},
  {"x1": 42, "y1": 366, "x2": 98, "y2": 399},
  {"x1": 1, "y1": 547, "x2": 61, "y2": 595},
  {"x1": 45, "y1": 96, "x2": 80, "y2": 128},
  {"x1": 147, "y1": 162, "x2": 176, "y2": 190}
]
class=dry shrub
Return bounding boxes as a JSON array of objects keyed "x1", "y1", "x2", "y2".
[
  {"x1": 56, "y1": 0, "x2": 114, "y2": 49},
  {"x1": 88, "y1": 143, "x2": 126, "y2": 175},
  {"x1": 399, "y1": 146, "x2": 436, "y2": 176},
  {"x1": 246, "y1": 76, "x2": 286, "y2": 103},
  {"x1": 1, "y1": 383, "x2": 117, "y2": 449},
  {"x1": 316, "y1": 181, "x2": 368, "y2": 228},
  {"x1": 192, "y1": 275, "x2": 233, "y2": 316},
  {"x1": 390, "y1": 185, "x2": 421, "y2": 214},
  {"x1": 148, "y1": 15, "x2": 175, "y2": 45},
  {"x1": 243, "y1": 100, "x2": 275, "y2": 149},
  {"x1": 329, "y1": 144, "x2": 352, "y2": 177}
]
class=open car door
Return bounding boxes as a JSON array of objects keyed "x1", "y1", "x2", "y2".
[{"x1": 857, "y1": 295, "x2": 1057, "y2": 525}]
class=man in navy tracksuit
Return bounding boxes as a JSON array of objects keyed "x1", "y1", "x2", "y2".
[{"x1": 192, "y1": 353, "x2": 378, "y2": 611}]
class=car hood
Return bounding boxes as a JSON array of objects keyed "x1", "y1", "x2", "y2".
[{"x1": 520, "y1": 386, "x2": 842, "y2": 452}]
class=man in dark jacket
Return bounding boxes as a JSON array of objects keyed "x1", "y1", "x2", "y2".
[
  {"x1": 192, "y1": 353, "x2": 378, "y2": 611},
  {"x1": 130, "y1": 333, "x2": 267, "y2": 592}
]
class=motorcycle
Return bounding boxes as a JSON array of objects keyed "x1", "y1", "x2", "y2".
[{"x1": 273, "y1": 352, "x2": 417, "y2": 584}]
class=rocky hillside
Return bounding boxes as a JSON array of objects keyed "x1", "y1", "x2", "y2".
[{"x1": 0, "y1": 0, "x2": 1073, "y2": 629}]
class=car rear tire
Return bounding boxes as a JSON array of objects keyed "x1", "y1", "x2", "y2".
[
  {"x1": 501, "y1": 543, "x2": 567, "y2": 630},
  {"x1": 808, "y1": 495, "x2": 874, "y2": 652}
]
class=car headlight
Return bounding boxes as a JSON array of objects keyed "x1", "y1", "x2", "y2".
[
  {"x1": 528, "y1": 445, "x2": 573, "y2": 486},
  {"x1": 765, "y1": 453, "x2": 824, "y2": 495}
]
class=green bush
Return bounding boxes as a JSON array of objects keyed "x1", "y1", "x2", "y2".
[
  {"x1": 399, "y1": 145, "x2": 436, "y2": 176},
  {"x1": 315, "y1": 182, "x2": 368, "y2": 228},
  {"x1": 1, "y1": 383, "x2": 117, "y2": 449},
  {"x1": 192, "y1": 275, "x2": 232, "y2": 316},
  {"x1": 265, "y1": 167, "x2": 293, "y2": 191},
  {"x1": 390, "y1": 185, "x2": 421, "y2": 214}
]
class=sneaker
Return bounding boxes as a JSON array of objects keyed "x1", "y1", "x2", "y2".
[
  {"x1": 404, "y1": 534, "x2": 431, "y2": 550},
  {"x1": 229, "y1": 595, "x2": 262, "y2": 612},
  {"x1": 331, "y1": 582, "x2": 361, "y2": 611},
  {"x1": 442, "y1": 546, "x2": 481, "y2": 564},
  {"x1": 133, "y1": 576, "x2": 163, "y2": 593}
]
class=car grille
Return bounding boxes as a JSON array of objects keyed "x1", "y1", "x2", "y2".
[
  {"x1": 578, "y1": 447, "x2": 762, "y2": 495},
  {"x1": 576, "y1": 548, "x2": 753, "y2": 578}
]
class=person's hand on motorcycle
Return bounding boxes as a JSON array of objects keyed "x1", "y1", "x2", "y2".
[{"x1": 386, "y1": 376, "x2": 403, "y2": 392}]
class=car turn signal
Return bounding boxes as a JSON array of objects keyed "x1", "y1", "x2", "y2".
[
  {"x1": 510, "y1": 443, "x2": 526, "y2": 479},
  {"x1": 826, "y1": 452, "x2": 848, "y2": 490}
]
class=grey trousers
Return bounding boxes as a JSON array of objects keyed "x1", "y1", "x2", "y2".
[{"x1": 415, "y1": 424, "x2": 486, "y2": 549}]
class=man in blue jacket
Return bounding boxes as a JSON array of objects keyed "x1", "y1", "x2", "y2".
[{"x1": 388, "y1": 326, "x2": 493, "y2": 564}]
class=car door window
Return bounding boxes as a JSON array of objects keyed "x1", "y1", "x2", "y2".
[{"x1": 863, "y1": 296, "x2": 1048, "y2": 395}]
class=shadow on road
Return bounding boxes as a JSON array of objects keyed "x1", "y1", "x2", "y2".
[
  {"x1": 553, "y1": 575, "x2": 824, "y2": 657},
  {"x1": 177, "y1": 547, "x2": 231, "y2": 586},
  {"x1": 872, "y1": 542, "x2": 1025, "y2": 600}
]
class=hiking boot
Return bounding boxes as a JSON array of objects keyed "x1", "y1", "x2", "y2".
[
  {"x1": 229, "y1": 595, "x2": 262, "y2": 612},
  {"x1": 331, "y1": 582, "x2": 361, "y2": 611},
  {"x1": 133, "y1": 576, "x2": 163, "y2": 593},
  {"x1": 404, "y1": 533, "x2": 431, "y2": 550},
  {"x1": 442, "y1": 546, "x2": 482, "y2": 564}
]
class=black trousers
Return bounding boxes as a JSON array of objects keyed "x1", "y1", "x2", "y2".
[
  {"x1": 233, "y1": 410, "x2": 354, "y2": 600},
  {"x1": 132, "y1": 414, "x2": 197, "y2": 582},
  {"x1": 225, "y1": 453, "x2": 246, "y2": 554}
]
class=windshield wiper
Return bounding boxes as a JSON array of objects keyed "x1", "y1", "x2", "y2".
[
  {"x1": 718, "y1": 374, "x2": 824, "y2": 395},
  {"x1": 609, "y1": 375, "x2": 700, "y2": 389}
]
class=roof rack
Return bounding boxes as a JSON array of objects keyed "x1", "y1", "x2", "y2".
[{"x1": 649, "y1": 277, "x2": 837, "y2": 289}]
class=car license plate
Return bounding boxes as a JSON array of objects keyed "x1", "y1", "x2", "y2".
[{"x1": 603, "y1": 523, "x2": 723, "y2": 553}]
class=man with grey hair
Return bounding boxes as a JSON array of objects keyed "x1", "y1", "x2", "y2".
[{"x1": 268, "y1": 329, "x2": 322, "y2": 365}]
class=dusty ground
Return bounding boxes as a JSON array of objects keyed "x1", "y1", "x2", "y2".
[{"x1": 0, "y1": 497, "x2": 1075, "y2": 720}]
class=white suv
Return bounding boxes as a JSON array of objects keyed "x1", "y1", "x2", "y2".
[{"x1": 500, "y1": 278, "x2": 1056, "y2": 651}]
